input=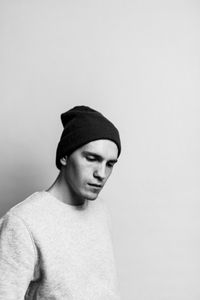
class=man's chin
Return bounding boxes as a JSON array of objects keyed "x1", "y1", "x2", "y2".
[{"x1": 84, "y1": 191, "x2": 99, "y2": 201}]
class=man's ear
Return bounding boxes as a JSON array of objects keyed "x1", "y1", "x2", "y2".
[{"x1": 60, "y1": 156, "x2": 67, "y2": 166}]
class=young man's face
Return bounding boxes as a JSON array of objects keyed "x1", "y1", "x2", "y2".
[{"x1": 61, "y1": 139, "x2": 118, "y2": 202}]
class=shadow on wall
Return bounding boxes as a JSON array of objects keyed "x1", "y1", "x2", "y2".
[{"x1": 0, "y1": 157, "x2": 49, "y2": 218}]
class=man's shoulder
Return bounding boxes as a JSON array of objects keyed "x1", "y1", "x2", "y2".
[
  {"x1": 0, "y1": 192, "x2": 49, "y2": 234},
  {"x1": 6, "y1": 191, "x2": 48, "y2": 222}
]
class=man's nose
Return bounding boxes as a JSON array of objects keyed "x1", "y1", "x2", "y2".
[{"x1": 94, "y1": 164, "x2": 106, "y2": 181}]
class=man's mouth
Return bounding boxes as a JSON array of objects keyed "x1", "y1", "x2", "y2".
[{"x1": 88, "y1": 183, "x2": 102, "y2": 188}]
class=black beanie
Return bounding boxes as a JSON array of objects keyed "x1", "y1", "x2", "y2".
[{"x1": 56, "y1": 106, "x2": 121, "y2": 169}]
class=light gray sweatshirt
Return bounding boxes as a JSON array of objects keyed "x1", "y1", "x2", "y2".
[{"x1": 0, "y1": 191, "x2": 120, "y2": 299}]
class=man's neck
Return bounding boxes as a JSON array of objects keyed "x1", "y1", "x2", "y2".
[{"x1": 46, "y1": 172, "x2": 86, "y2": 207}]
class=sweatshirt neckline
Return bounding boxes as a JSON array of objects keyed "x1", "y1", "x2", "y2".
[{"x1": 40, "y1": 190, "x2": 90, "y2": 211}]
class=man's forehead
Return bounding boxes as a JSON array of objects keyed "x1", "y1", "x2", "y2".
[{"x1": 81, "y1": 139, "x2": 118, "y2": 159}]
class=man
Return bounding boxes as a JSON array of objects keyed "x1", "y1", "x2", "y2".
[{"x1": 0, "y1": 105, "x2": 121, "y2": 299}]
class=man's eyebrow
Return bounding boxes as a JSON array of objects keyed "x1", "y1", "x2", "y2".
[{"x1": 82, "y1": 151, "x2": 118, "y2": 163}]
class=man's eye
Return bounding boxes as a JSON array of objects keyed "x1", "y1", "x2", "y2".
[
  {"x1": 86, "y1": 156, "x2": 96, "y2": 161},
  {"x1": 107, "y1": 163, "x2": 114, "y2": 168}
]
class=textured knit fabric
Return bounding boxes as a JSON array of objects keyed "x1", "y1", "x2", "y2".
[
  {"x1": 56, "y1": 106, "x2": 121, "y2": 169},
  {"x1": 0, "y1": 191, "x2": 120, "y2": 300}
]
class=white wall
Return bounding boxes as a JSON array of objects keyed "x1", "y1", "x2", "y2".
[{"x1": 0, "y1": 1, "x2": 200, "y2": 299}]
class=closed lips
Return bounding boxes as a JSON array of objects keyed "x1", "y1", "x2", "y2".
[{"x1": 88, "y1": 183, "x2": 102, "y2": 187}]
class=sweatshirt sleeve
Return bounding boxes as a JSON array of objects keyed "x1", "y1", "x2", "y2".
[{"x1": 0, "y1": 212, "x2": 37, "y2": 299}]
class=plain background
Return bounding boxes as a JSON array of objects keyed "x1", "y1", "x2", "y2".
[{"x1": 0, "y1": 0, "x2": 200, "y2": 299}]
